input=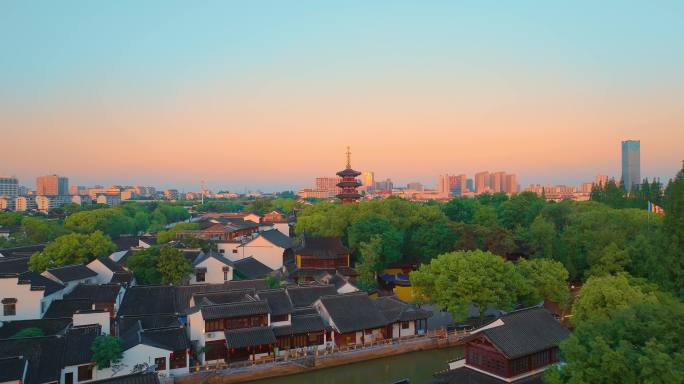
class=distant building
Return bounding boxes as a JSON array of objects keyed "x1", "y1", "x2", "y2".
[
  {"x1": 406, "y1": 182, "x2": 424, "y2": 191},
  {"x1": 466, "y1": 178, "x2": 474, "y2": 192},
  {"x1": 164, "y1": 189, "x2": 179, "y2": 200},
  {"x1": 621, "y1": 140, "x2": 640, "y2": 191},
  {"x1": 489, "y1": 172, "x2": 505, "y2": 193},
  {"x1": 438, "y1": 174, "x2": 467, "y2": 197},
  {"x1": 0, "y1": 197, "x2": 14, "y2": 210},
  {"x1": 474, "y1": 171, "x2": 490, "y2": 194},
  {"x1": 14, "y1": 196, "x2": 36, "y2": 211},
  {"x1": 580, "y1": 182, "x2": 593, "y2": 193},
  {"x1": 375, "y1": 178, "x2": 393, "y2": 193},
  {"x1": 361, "y1": 171, "x2": 375, "y2": 190},
  {"x1": 0, "y1": 177, "x2": 18, "y2": 198},
  {"x1": 315, "y1": 177, "x2": 342, "y2": 198},
  {"x1": 595, "y1": 174, "x2": 609, "y2": 187},
  {"x1": 35, "y1": 195, "x2": 72, "y2": 213},
  {"x1": 504, "y1": 174, "x2": 518, "y2": 194},
  {"x1": 96, "y1": 194, "x2": 121, "y2": 206},
  {"x1": 36, "y1": 175, "x2": 69, "y2": 196}
]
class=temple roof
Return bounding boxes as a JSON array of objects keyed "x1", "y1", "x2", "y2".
[{"x1": 336, "y1": 168, "x2": 361, "y2": 177}]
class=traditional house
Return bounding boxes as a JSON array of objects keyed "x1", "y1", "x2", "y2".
[
  {"x1": 189, "y1": 251, "x2": 234, "y2": 284},
  {"x1": 259, "y1": 210, "x2": 290, "y2": 236},
  {"x1": 314, "y1": 271, "x2": 359, "y2": 294},
  {"x1": 233, "y1": 257, "x2": 274, "y2": 279},
  {"x1": 287, "y1": 235, "x2": 357, "y2": 282},
  {"x1": 42, "y1": 265, "x2": 98, "y2": 294},
  {"x1": 0, "y1": 356, "x2": 28, "y2": 384},
  {"x1": 285, "y1": 284, "x2": 338, "y2": 309},
  {"x1": 59, "y1": 324, "x2": 102, "y2": 384},
  {"x1": 0, "y1": 272, "x2": 64, "y2": 321},
  {"x1": 111, "y1": 324, "x2": 190, "y2": 378},
  {"x1": 0, "y1": 335, "x2": 65, "y2": 384},
  {"x1": 433, "y1": 307, "x2": 570, "y2": 384},
  {"x1": 373, "y1": 296, "x2": 431, "y2": 338},
  {"x1": 314, "y1": 292, "x2": 389, "y2": 347},
  {"x1": 87, "y1": 257, "x2": 133, "y2": 285},
  {"x1": 0, "y1": 317, "x2": 72, "y2": 339},
  {"x1": 234, "y1": 229, "x2": 293, "y2": 270}
]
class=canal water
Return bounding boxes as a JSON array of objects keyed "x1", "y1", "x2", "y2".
[{"x1": 251, "y1": 346, "x2": 463, "y2": 384}]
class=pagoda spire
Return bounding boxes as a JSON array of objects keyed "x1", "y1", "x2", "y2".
[{"x1": 346, "y1": 146, "x2": 352, "y2": 169}]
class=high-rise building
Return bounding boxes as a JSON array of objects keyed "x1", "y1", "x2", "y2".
[
  {"x1": 438, "y1": 174, "x2": 468, "y2": 196},
  {"x1": 595, "y1": 175, "x2": 609, "y2": 187},
  {"x1": 504, "y1": 174, "x2": 518, "y2": 194},
  {"x1": 360, "y1": 171, "x2": 375, "y2": 190},
  {"x1": 490, "y1": 172, "x2": 506, "y2": 193},
  {"x1": 474, "y1": 171, "x2": 490, "y2": 194},
  {"x1": 0, "y1": 177, "x2": 18, "y2": 198},
  {"x1": 466, "y1": 179, "x2": 474, "y2": 192},
  {"x1": 407, "y1": 182, "x2": 424, "y2": 191},
  {"x1": 36, "y1": 175, "x2": 69, "y2": 196},
  {"x1": 375, "y1": 179, "x2": 393, "y2": 192},
  {"x1": 621, "y1": 140, "x2": 640, "y2": 192},
  {"x1": 315, "y1": 177, "x2": 342, "y2": 195},
  {"x1": 438, "y1": 174, "x2": 452, "y2": 196}
]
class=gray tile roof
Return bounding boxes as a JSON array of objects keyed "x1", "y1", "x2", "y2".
[
  {"x1": 258, "y1": 229, "x2": 293, "y2": 249},
  {"x1": 286, "y1": 284, "x2": 338, "y2": 308},
  {"x1": 96, "y1": 256, "x2": 127, "y2": 273},
  {"x1": 294, "y1": 235, "x2": 349, "y2": 259},
  {"x1": 201, "y1": 300, "x2": 270, "y2": 320},
  {"x1": 0, "y1": 356, "x2": 26, "y2": 382},
  {"x1": 225, "y1": 327, "x2": 276, "y2": 349},
  {"x1": 0, "y1": 317, "x2": 71, "y2": 339},
  {"x1": 318, "y1": 293, "x2": 389, "y2": 333},
  {"x1": 432, "y1": 366, "x2": 544, "y2": 384},
  {"x1": 46, "y1": 264, "x2": 97, "y2": 283},
  {"x1": 256, "y1": 289, "x2": 293, "y2": 316},
  {"x1": 65, "y1": 283, "x2": 121, "y2": 302},
  {"x1": 63, "y1": 324, "x2": 101, "y2": 366},
  {"x1": 87, "y1": 372, "x2": 160, "y2": 384},
  {"x1": 475, "y1": 307, "x2": 570, "y2": 359},
  {"x1": 17, "y1": 272, "x2": 64, "y2": 295},
  {"x1": 273, "y1": 314, "x2": 327, "y2": 337},
  {"x1": 192, "y1": 250, "x2": 233, "y2": 267},
  {"x1": 0, "y1": 256, "x2": 29, "y2": 274},
  {"x1": 373, "y1": 296, "x2": 432, "y2": 323},
  {"x1": 117, "y1": 315, "x2": 181, "y2": 332},
  {"x1": 44, "y1": 298, "x2": 93, "y2": 318},
  {"x1": 0, "y1": 336, "x2": 64, "y2": 384},
  {"x1": 140, "y1": 327, "x2": 190, "y2": 351},
  {"x1": 225, "y1": 279, "x2": 269, "y2": 291},
  {"x1": 192, "y1": 290, "x2": 254, "y2": 306},
  {"x1": 234, "y1": 257, "x2": 273, "y2": 279}
]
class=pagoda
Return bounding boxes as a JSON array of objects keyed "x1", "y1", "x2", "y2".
[{"x1": 336, "y1": 146, "x2": 362, "y2": 203}]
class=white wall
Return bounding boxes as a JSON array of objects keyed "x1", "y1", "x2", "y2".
[
  {"x1": 239, "y1": 236, "x2": 285, "y2": 270},
  {"x1": 86, "y1": 259, "x2": 114, "y2": 284},
  {"x1": 189, "y1": 257, "x2": 233, "y2": 284},
  {"x1": 392, "y1": 321, "x2": 416, "y2": 338},
  {"x1": 98, "y1": 344, "x2": 189, "y2": 378},
  {"x1": 217, "y1": 242, "x2": 241, "y2": 259},
  {"x1": 74, "y1": 311, "x2": 110, "y2": 334},
  {"x1": 0, "y1": 276, "x2": 56, "y2": 321},
  {"x1": 273, "y1": 223, "x2": 289, "y2": 236}
]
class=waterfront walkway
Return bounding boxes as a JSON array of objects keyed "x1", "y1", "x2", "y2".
[{"x1": 175, "y1": 329, "x2": 470, "y2": 384}]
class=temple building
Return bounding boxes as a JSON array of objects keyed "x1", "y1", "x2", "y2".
[{"x1": 336, "y1": 147, "x2": 362, "y2": 203}]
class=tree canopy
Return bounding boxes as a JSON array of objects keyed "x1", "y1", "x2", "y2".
[
  {"x1": 28, "y1": 231, "x2": 115, "y2": 272},
  {"x1": 91, "y1": 335, "x2": 123, "y2": 369}
]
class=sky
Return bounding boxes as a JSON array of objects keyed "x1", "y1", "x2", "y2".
[{"x1": 1, "y1": 1, "x2": 683, "y2": 192}]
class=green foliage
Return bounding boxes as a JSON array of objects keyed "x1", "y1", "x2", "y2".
[
  {"x1": 195, "y1": 200, "x2": 244, "y2": 213},
  {"x1": 0, "y1": 211, "x2": 23, "y2": 226},
  {"x1": 571, "y1": 274, "x2": 658, "y2": 326},
  {"x1": 91, "y1": 335, "x2": 123, "y2": 369},
  {"x1": 20, "y1": 217, "x2": 69, "y2": 244},
  {"x1": 516, "y1": 258, "x2": 570, "y2": 309},
  {"x1": 406, "y1": 218, "x2": 456, "y2": 262},
  {"x1": 442, "y1": 198, "x2": 477, "y2": 223},
  {"x1": 265, "y1": 275, "x2": 282, "y2": 289},
  {"x1": 356, "y1": 235, "x2": 382, "y2": 291},
  {"x1": 346, "y1": 215, "x2": 403, "y2": 267},
  {"x1": 157, "y1": 222, "x2": 199, "y2": 244},
  {"x1": 664, "y1": 164, "x2": 684, "y2": 244},
  {"x1": 11, "y1": 327, "x2": 44, "y2": 338},
  {"x1": 65, "y1": 208, "x2": 136, "y2": 237},
  {"x1": 497, "y1": 191, "x2": 545, "y2": 230},
  {"x1": 28, "y1": 231, "x2": 115, "y2": 272},
  {"x1": 125, "y1": 247, "x2": 162, "y2": 284},
  {"x1": 157, "y1": 246, "x2": 192, "y2": 284},
  {"x1": 528, "y1": 215, "x2": 555, "y2": 258},
  {"x1": 410, "y1": 250, "x2": 521, "y2": 323},
  {"x1": 546, "y1": 296, "x2": 684, "y2": 384},
  {"x1": 585, "y1": 242, "x2": 631, "y2": 278}
]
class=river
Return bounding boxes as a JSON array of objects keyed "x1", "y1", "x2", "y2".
[{"x1": 251, "y1": 346, "x2": 463, "y2": 384}]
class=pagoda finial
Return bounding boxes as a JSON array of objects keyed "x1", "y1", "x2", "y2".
[{"x1": 346, "y1": 146, "x2": 352, "y2": 169}]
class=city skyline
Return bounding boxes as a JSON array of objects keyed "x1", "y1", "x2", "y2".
[{"x1": 2, "y1": 2, "x2": 683, "y2": 191}]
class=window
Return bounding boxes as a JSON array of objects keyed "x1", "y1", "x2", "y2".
[
  {"x1": 219, "y1": 249, "x2": 225, "y2": 253},
  {"x1": 77, "y1": 364, "x2": 94, "y2": 381},
  {"x1": 170, "y1": 350, "x2": 187, "y2": 369},
  {"x1": 232, "y1": 249, "x2": 238, "y2": 254},
  {"x1": 2, "y1": 298, "x2": 16, "y2": 316},
  {"x1": 196, "y1": 271, "x2": 205, "y2": 282},
  {"x1": 154, "y1": 357, "x2": 167, "y2": 371},
  {"x1": 401, "y1": 321, "x2": 410, "y2": 329},
  {"x1": 271, "y1": 314, "x2": 289, "y2": 323}
]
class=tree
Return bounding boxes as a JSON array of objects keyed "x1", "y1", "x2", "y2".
[
  {"x1": 664, "y1": 163, "x2": 684, "y2": 244},
  {"x1": 497, "y1": 191, "x2": 545, "y2": 230},
  {"x1": 20, "y1": 217, "x2": 68, "y2": 244},
  {"x1": 28, "y1": 231, "x2": 116, "y2": 272},
  {"x1": 157, "y1": 222, "x2": 199, "y2": 244},
  {"x1": 410, "y1": 250, "x2": 521, "y2": 323},
  {"x1": 516, "y1": 258, "x2": 570, "y2": 309},
  {"x1": 11, "y1": 327, "x2": 44, "y2": 338},
  {"x1": 157, "y1": 246, "x2": 192, "y2": 284},
  {"x1": 356, "y1": 235, "x2": 382, "y2": 291},
  {"x1": 586, "y1": 242, "x2": 631, "y2": 278},
  {"x1": 407, "y1": 219, "x2": 456, "y2": 262},
  {"x1": 91, "y1": 335, "x2": 123, "y2": 369},
  {"x1": 571, "y1": 274, "x2": 658, "y2": 326},
  {"x1": 65, "y1": 208, "x2": 135, "y2": 237},
  {"x1": 126, "y1": 247, "x2": 162, "y2": 284},
  {"x1": 442, "y1": 198, "x2": 478, "y2": 223},
  {"x1": 528, "y1": 215, "x2": 556, "y2": 258},
  {"x1": 546, "y1": 296, "x2": 684, "y2": 384}
]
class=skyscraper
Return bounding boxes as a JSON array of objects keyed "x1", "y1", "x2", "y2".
[
  {"x1": 360, "y1": 171, "x2": 375, "y2": 191},
  {"x1": 474, "y1": 171, "x2": 490, "y2": 194},
  {"x1": 504, "y1": 174, "x2": 518, "y2": 194},
  {"x1": 36, "y1": 175, "x2": 69, "y2": 196},
  {"x1": 0, "y1": 177, "x2": 18, "y2": 198},
  {"x1": 621, "y1": 140, "x2": 640, "y2": 191}
]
